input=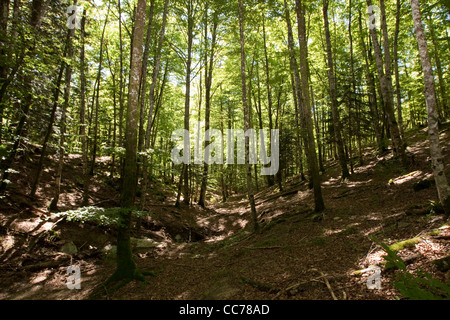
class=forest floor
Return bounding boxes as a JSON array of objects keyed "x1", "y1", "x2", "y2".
[{"x1": 0, "y1": 124, "x2": 449, "y2": 300}]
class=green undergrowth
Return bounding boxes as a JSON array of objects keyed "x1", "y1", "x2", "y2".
[
  {"x1": 372, "y1": 236, "x2": 450, "y2": 300},
  {"x1": 54, "y1": 206, "x2": 154, "y2": 227}
]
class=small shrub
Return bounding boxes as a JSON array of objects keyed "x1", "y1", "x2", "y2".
[{"x1": 54, "y1": 206, "x2": 153, "y2": 227}]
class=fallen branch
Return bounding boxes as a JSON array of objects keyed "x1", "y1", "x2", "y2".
[
  {"x1": 27, "y1": 216, "x2": 67, "y2": 253},
  {"x1": 22, "y1": 255, "x2": 70, "y2": 272},
  {"x1": 315, "y1": 270, "x2": 337, "y2": 300},
  {"x1": 259, "y1": 183, "x2": 306, "y2": 203}
]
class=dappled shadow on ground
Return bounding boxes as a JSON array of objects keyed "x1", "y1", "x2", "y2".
[{"x1": 0, "y1": 125, "x2": 449, "y2": 299}]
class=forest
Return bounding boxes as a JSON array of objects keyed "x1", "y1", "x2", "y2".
[{"x1": 0, "y1": 0, "x2": 449, "y2": 302}]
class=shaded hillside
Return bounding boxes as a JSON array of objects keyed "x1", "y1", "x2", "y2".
[{"x1": 0, "y1": 125, "x2": 449, "y2": 300}]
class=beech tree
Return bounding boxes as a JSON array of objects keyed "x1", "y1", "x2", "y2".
[
  {"x1": 111, "y1": 0, "x2": 148, "y2": 283},
  {"x1": 238, "y1": 0, "x2": 259, "y2": 231},
  {"x1": 410, "y1": 0, "x2": 450, "y2": 213}
]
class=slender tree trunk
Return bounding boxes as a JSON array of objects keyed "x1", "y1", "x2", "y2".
[
  {"x1": 426, "y1": 15, "x2": 447, "y2": 119},
  {"x1": 182, "y1": 0, "x2": 194, "y2": 205},
  {"x1": 79, "y1": 10, "x2": 89, "y2": 206},
  {"x1": 290, "y1": 72, "x2": 307, "y2": 179},
  {"x1": 349, "y1": 0, "x2": 362, "y2": 166},
  {"x1": 295, "y1": 0, "x2": 325, "y2": 211},
  {"x1": 49, "y1": 3, "x2": 76, "y2": 210},
  {"x1": 262, "y1": 16, "x2": 275, "y2": 187},
  {"x1": 247, "y1": 53, "x2": 259, "y2": 192},
  {"x1": 118, "y1": 0, "x2": 124, "y2": 149},
  {"x1": 394, "y1": 0, "x2": 404, "y2": 140},
  {"x1": 219, "y1": 98, "x2": 227, "y2": 202},
  {"x1": 358, "y1": 4, "x2": 382, "y2": 150},
  {"x1": 323, "y1": 0, "x2": 350, "y2": 180},
  {"x1": 238, "y1": 0, "x2": 259, "y2": 232},
  {"x1": 310, "y1": 85, "x2": 324, "y2": 173},
  {"x1": 199, "y1": 9, "x2": 218, "y2": 208},
  {"x1": 410, "y1": 0, "x2": 450, "y2": 214},
  {"x1": 90, "y1": 5, "x2": 110, "y2": 176},
  {"x1": 285, "y1": 2, "x2": 309, "y2": 185},
  {"x1": 286, "y1": 0, "x2": 308, "y2": 178},
  {"x1": 105, "y1": 44, "x2": 117, "y2": 178},
  {"x1": 29, "y1": 36, "x2": 69, "y2": 197},
  {"x1": 367, "y1": 0, "x2": 407, "y2": 165}
]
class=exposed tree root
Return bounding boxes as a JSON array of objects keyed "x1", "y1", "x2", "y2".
[{"x1": 89, "y1": 268, "x2": 157, "y2": 299}]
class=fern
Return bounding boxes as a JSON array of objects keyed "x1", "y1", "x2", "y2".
[{"x1": 371, "y1": 236, "x2": 450, "y2": 300}]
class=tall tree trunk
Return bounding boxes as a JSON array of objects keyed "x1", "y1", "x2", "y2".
[
  {"x1": 295, "y1": 0, "x2": 325, "y2": 212},
  {"x1": 410, "y1": 0, "x2": 450, "y2": 213},
  {"x1": 262, "y1": 16, "x2": 275, "y2": 187},
  {"x1": 349, "y1": 0, "x2": 362, "y2": 166},
  {"x1": 199, "y1": 8, "x2": 218, "y2": 208},
  {"x1": 238, "y1": 0, "x2": 259, "y2": 232},
  {"x1": 138, "y1": 0, "x2": 155, "y2": 154},
  {"x1": 79, "y1": 10, "x2": 89, "y2": 205},
  {"x1": 111, "y1": 0, "x2": 147, "y2": 283},
  {"x1": 118, "y1": 0, "x2": 124, "y2": 149},
  {"x1": 323, "y1": 0, "x2": 350, "y2": 180},
  {"x1": 247, "y1": 53, "x2": 259, "y2": 192},
  {"x1": 182, "y1": 0, "x2": 194, "y2": 206},
  {"x1": 90, "y1": 5, "x2": 110, "y2": 176},
  {"x1": 358, "y1": 3, "x2": 382, "y2": 150},
  {"x1": 141, "y1": 0, "x2": 169, "y2": 209}
]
